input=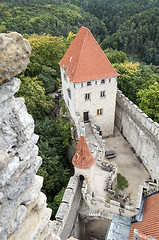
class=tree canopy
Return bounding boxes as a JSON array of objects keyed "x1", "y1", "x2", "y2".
[
  {"x1": 137, "y1": 82, "x2": 159, "y2": 122},
  {"x1": 1, "y1": 0, "x2": 159, "y2": 63}
]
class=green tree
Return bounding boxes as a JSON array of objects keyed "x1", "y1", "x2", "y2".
[
  {"x1": 35, "y1": 116, "x2": 72, "y2": 218},
  {"x1": 48, "y1": 188, "x2": 65, "y2": 217},
  {"x1": 38, "y1": 66, "x2": 59, "y2": 94},
  {"x1": 26, "y1": 34, "x2": 68, "y2": 77},
  {"x1": 137, "y1": 82, "x2": 159, "y2": 122},
  {"x1": 104, "y1": 49, "x2": 128, "y2": 64},
  {"x1": 16, "y1": 74, "x2": 53, "y2": 119},
  {"x1": 114, "y1": 62, "x2": 142, "y2": 103}
]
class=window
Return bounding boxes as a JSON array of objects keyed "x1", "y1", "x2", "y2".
[
  {"x1": 97, "y1": 108, "x2": 103, "y2": 115},
  {"x1": 85, "y1": 93, "x2": 91, "y2": 101},
  {"x1": 101, "y1": 79, "x2": 105, "y2": 84},
  {"x1": 109, "y1": 78, "x2": 111, "y2": 83},
  {"x1": 87, "y1": 81, "x2": 91, "y2": 86},
  {"x1": 74, "y1": 84, "x2": 76, "y2": 88},
  {"x1": 81, "y1": 83, "x2": 83, "y2": 87},
  {"x1": 67, "y1": 88, "x2": 71, "y2": 99},
  {"x1": 100, "y1": 91, "x2": 105, "y2": 98},
  {"x1": 95, "y1": 81, "x2": 97, "y2": 85}
]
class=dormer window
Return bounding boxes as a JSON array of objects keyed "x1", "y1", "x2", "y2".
[
  {"x1": 101, "y1": 79, "x2": 105, "y2": 84},
  {"x1": 87, "y1": 81, "x2": 91, "y2": 86}
]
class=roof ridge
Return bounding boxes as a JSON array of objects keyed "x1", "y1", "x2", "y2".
[{"x1": 73, "y1": 28, "x2": 89, "y2": 83}]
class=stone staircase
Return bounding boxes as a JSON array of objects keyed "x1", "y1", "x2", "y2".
[{"x1": 84, "y1": 122, "x2": 104, "y2": 164}]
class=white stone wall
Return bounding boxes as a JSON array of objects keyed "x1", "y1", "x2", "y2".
[
  {"x1": 74, "y1": 77, "x2": 117, "y2": 137},
  {"x1": 74, "y1": 167, "x2": 93, "y2": 195},
  {"x1": 115, "y1": 90, "x2": 159, "y2": 181},
  {"x1": 61, "y1": 67, "x2": 79, "y2": 129},
  {"x1": 61, "y1": 67, "x2": 117, "y2": 137}
]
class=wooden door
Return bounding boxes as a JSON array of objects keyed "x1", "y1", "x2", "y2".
[{"x1": 83, "y1": 111, "x2": 89, "y2": 122}]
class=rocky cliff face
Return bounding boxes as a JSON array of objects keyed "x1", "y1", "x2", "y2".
[
  {"x1": 0, "y1": 33, "x2": 54, "y2": 240},
  {"x1": 0, "y1": 32, "x2": 31, "y2": 85}
]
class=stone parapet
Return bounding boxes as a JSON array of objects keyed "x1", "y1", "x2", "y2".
[
  {"x1": 52, "y1": 176, "x2": 79, "y2": 237},
  {"x1": 116, "y1": 90, "x2": 159, "y2": 140},
  {"x1": 81, "y1": 180, "x2": 139, "y2": 220},
  {"x1": 115, "y1": 90, "x2": 159, "y2": 181},
  {"x1": 89, "y1": 116, "x2": 106, "y2": 148}
]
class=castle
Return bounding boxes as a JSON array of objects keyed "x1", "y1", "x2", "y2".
[
  {"x1": 0, "y1": 28, "x2": 159, "y2": 240},
  {"x1": 56, "y1": 26, "x2": 159, "y2": 240}
]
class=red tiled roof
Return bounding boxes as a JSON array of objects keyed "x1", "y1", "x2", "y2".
[
  {"x1": 72, "y1": 135, "x2": 95, "y2": 169},
  {"x1": 129, "y1": 193, "x2": 159, "y2": 239},
  {"x1": 59, "y1": 26, "x2": 119, "y2": 83},
  {"x1": 138, "y1": 232, "x2": 154, "y2": 240}
]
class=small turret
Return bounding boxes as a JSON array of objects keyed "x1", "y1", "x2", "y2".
[{"x1": 72, "y1": 131, "x2": 95, "y2": 194}]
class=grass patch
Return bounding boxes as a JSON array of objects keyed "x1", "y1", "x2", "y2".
[{"x1": 116, "y1": 173, "x2": 128, "y2": 192}]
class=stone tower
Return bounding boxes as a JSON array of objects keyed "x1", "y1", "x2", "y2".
[
  {"x1": 72, "y1": 132, "x2": 95, "y2": 195},
  {"x1": 59, "y1": 26, "x2": 119, "y2": 137}
]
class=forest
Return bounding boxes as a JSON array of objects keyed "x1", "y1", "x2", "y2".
[{"x1": 1, "y1": 0, "x2": 158, "y2": 218}]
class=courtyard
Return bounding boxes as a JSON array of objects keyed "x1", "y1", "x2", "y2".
[{"x1": 88, "y1": 127, "x2": 150, "y2": 207}]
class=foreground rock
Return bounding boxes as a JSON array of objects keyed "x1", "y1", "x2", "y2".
[
  {"x1": 0, "y1": 33, "x2": 55, "y2": 240},
  {"x1": 0, "y1": 32, "x2": 31, "y2": 85},
  {"x1": 0, "y1": 78, "x2": 54, "y2": 240}
]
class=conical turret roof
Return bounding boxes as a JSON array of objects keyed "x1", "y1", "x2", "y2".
[
  {"x1": 72, "y1": 135, "x2": 95, "y2": 169},
  {"x1": 59, "y1": 26, "x2": 119, "y2": 83}
]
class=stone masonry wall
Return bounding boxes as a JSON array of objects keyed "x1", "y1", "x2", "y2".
[
  {"x1": 115, "y1": 90, "x2": 159, "y2": 181},
  {"x1": 51, "y1": 176, "x2": 80, "y2": 238}
]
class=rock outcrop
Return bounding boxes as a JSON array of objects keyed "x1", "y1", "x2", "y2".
[
  {"x1": 0, "y1": 32, "x2": 31, "y2": 85},
  {"x1": 0, "y1": 33, "x2": 54, "y2": 240}
]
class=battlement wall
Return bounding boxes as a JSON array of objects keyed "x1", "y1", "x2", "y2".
[
  {"x1": 115, "y1": 90, "x2": 159, "y2": 181},
  {"x1": 52, "y1": 176, "x2": 80, "y2": 238}
]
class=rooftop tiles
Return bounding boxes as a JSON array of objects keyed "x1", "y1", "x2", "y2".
[
  {"x1": 72, "y1": 135, "x2": 95, "y2": 169},
  {"x1": 129, "y1": 193, "x2": 159, "y2": 240},
  {"x1": 59, "y1": 26, "x2": 119, "y2": 83}
]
